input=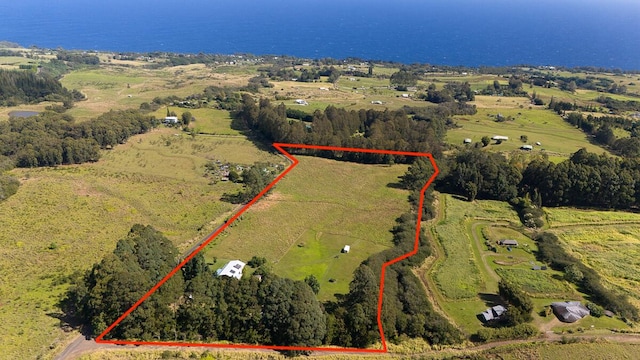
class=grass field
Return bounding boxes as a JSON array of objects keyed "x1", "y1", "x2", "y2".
[
  {"x1": 60, "y1": 64, "x2": 251, "y2": 121},
  {"x1": 0, "y1": 127, "x2": 282, "y2": 360},
  {"x1": 447, "y1": 105, "x2": 610, "y2": 157},
  {"x1": 203, "y1": 156, "x2": 410, "y2": 301},
  {"x1": 546, "y1": 207, "x2": 640, "y2": 227},
  {"x1": 431, "y1": 195, "x2": 520, "y2": 300},
  {"x1": 550, "y1": 225, "x2": 640, "y2": 307}
]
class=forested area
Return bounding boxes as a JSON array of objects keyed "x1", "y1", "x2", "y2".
[
  {"x1": 0, "y1": 69, "x2": 83, "y2": 106},
  {"x1": 0, "y1": 110, "x2": 157, "y2": 167},
  {"x1": 235, "y1": 94, "x2": 465, "y2": 162},
  {"x1": 439, "y1": 147, "x2": 640, "y2": 210}
]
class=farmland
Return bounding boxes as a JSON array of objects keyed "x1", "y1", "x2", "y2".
[{"x1": 204, "y1": 156, "x2": 410, "y2": 301}]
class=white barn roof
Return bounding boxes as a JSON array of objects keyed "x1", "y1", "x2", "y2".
[{"x1": 215, "y1": 260, "x2": 246, "y2": 280}]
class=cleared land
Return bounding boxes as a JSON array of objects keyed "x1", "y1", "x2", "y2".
[{"x1": 204, "y1": 156, "x2": 409, "y2": 301}]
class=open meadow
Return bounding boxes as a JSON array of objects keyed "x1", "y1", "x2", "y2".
[{"x1": 204, "y1": 156, "x2": 410, "y2": 301}]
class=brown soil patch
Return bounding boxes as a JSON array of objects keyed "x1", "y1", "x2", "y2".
[{"x1": 249, "y1": 191, "x2": 287, "y2": 211}]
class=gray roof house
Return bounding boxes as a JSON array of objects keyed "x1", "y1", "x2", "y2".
[
  {"x1": 479, "y1": 304, "x2": 507, "y2": 323},
  {"x1": 499, "y1": 239, "x2": 519, "y2": 246},
  {"x1": 551, "y1": 301, "x2": 590, "y2": 323}
]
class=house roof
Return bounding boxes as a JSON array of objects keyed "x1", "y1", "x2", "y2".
[
  {"x1": 551, "y1": 301, "x2": 590, "y2": 323},
  {"x1": 492, "y1": 305, "x2": 506, "y2": 316},
  {"x1": 215, "y1": 260, "x2": 246, "y2": 280},
  {"x1": 501, "y1": 239, "x2": 519, "y2": 246}
]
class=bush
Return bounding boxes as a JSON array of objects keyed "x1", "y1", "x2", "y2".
[{"x1": 476, "y1": 323, "x2": 538, "y2": 342}]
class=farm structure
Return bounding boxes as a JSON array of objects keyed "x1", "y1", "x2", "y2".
[
  {"x1": 215, "y1": 260, "x2": 246, "y2": 280},
  {"x1": 342, "y1": 245, "x2": 351, "y2": 253},
  {"x1": 478, "y1": 305, "x2": 507, "y2": 322},
  {"x1": 163, "y1": 116, "x2": 179, "y2": 124},
  {"x1": 498, "y1": 239, "x2": 518, "y2": 246},
  {"x1": 492, "y1": 135, "x2": 509, "y2": 141},
  {"x1": 551, "y1": 301, "x2": 590, "y2": 323}
]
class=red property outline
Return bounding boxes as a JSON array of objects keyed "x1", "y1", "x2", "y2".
[{"x1": 96, "y1": 143, "x2": 439, "y2": 353}]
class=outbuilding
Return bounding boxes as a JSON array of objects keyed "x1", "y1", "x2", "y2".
[
  {"x1": 499, "y1": 239, "x2": 519, "y2": 246},
  {"x1": 342, "y1": 245, "x2": 351, "y2": 253},
  {"x1": 463, "y1": 138, "x2": 472, "y2": 144},
  {"x1": 492, "y1": 135, "x2": 509, "y2": 141},
  {"x1": 520, "y1": 145, "x2": 533, "y2": 151}
]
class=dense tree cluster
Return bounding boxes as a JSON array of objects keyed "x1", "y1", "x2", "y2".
[
  {"x1": 221, "y1": 162, "x2": 277, "y2": 204},
  {"x1": 236, "y1": 95, "x2": 447, "y2": 161},
  {"x1": 0, "y1": 110, "x2": 157, "y2": 167},
  {"x1": 0, "y1": 69, "x2": 81, "y2": 106},
  {"x1": 479, "y1": 76, "x2": 528, "y2": 97},
  {"x1": 562, "y1": 112, "x2": 640, "y2": 157},
  {"x1": 420, "y1": 82, "x2": 475, "y2": 103},
  {"x1": 595, "y1": 96, "x2": 640, "y2": 114},
  {"x1": 439, "y1": 150, "x2": 522, "y2": 202},
  {"x1": 56, "y1": 51, "x2": 100, "y2": 66},
  {"x1": 498, "y1": 280, "x2": 533, "y2": 326},
  {"x1": 521, "y1": 149, "x2": 640, "y2": 209},
  {"x1": 389, "y1": 69, "x2": 418, "y2": 90},
  {"x1": 534, "y1": 232, "x2": 638, "y2": 321},
  {"x1": 65, "y1": 225, "x2": 327, "y2": 349},
  {"x1": 438, "y1": 147, "x2": 640, "y2": 211}
]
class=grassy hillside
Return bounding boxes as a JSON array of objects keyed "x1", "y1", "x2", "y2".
[
  {"x1": 205, "y1": 156, "x2": 409, "y2": 301},
  {"x1": 0, "y1": 127, "x2": 282, "y2": 360}
]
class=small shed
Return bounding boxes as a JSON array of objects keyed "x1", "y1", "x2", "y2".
[
  {"x1": 492, "y1": 135, "x2": 509, "y2": 141},
  {"x1": 463, "y1": 138, "x2": 472, "y2": 144},
  {"x1": 520, "y1": 145, "x2": 533, "y2": 151},
  {"x1": 342, "y1": 245, "x2": 351, "y2": 253},
  {"x1": 295, "y1": 99, "x2": 308, "y2": 105},
  {"x1": 535, "y1": 141, "x2": 542, "y2": 146},
  {"x1": 499, "y1": 239, "x2": 519, "y2": 246}
]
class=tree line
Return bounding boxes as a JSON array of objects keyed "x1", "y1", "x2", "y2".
[
  {"x1": 236, "y1": 95, "x2": 457, "y2": 162},
  {"x1": 0, "y1": 68, "x2": 83, "y2": 106},
  {"x1": 439, "y1": 147, "x2": 640, "y2": 211},
  {"x1": 0, "y1": 110, "x2": 157, "y2": 167}
]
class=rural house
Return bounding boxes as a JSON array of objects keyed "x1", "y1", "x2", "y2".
[
  {"x1": 163, "y1": 116, "x2": 179, "y2": 124},
  {"x1": 478, "y1": 305, "x2": 507, "y2": 322},
  {"x1": 498, "y1": 239, "x2": 518, "y2": 246},
  {"x1": 551, "y1": 301, "x2": 590, "y2": 323},
  {"x1": 215, "y1": 260, "x2": 246, "y2": 280}
]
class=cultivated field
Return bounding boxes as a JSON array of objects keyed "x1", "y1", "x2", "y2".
[{"x1": 204, "y1": 156, "x2": 410, "y2": 301}]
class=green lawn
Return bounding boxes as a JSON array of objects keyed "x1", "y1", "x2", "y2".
[{"x1": 204, "y1": 156, "x2": 409, "y2": 301}]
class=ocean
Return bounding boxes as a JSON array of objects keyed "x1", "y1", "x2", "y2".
[{"x1": 1, "y1": 0, "x2": 639, "y2": 69}]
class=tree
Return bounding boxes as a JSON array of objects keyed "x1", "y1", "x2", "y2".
[
  {"x1": 568, "y1": 80, "x2": 577, "y2": 93},
  {"x1": 181, "y1": 111, "x2": 193, "y2": 126},
  {"x1": 304, "y1": 275, "x2": 320, "y2": 295},
  {"x1": 564, "y1": 264, "x2": 584, "y2": 283},
  {"x1": 481, "y1": 136, "x2": 491, "y2": 147},
  {"x1": 520, "y1": 135, "x2": 528, "y2": 143},
  {"x1": 390, "y1": 70, "x2": 418, "y2": 91}
]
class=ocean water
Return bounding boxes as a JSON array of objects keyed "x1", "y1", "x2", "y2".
[{"x1": 0, "y1": 0, "x2": 638, "y2": 69}]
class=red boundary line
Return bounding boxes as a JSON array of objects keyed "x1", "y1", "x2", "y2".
[{"x1": 96, "y1": 143, "x2": 438, "y2": 353}]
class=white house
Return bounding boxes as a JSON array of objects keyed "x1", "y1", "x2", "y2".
[
  {"x1": 164, "y1": 116, "x2": 179, "y2": 124},
  {"x1": 215, "y1": 260, "x2": 246, "y2": 280},
  {"x1": 342, "y1": 245, "x2": 351, "y2": 253},
  {"x1": 520, "y1": 145, "x2": 533, "y2": 151},
  {"x1": 294, "y1": 99, "x2": 308, "y2": 105},
  {"x1": 492, "y1": 135, "x2": 509, "y2": 141}
]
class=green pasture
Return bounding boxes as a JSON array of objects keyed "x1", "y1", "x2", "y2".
[
  {"x1": 153, "y1": 108, "x2": 241, "y2": 136},
  {"x1": 551, "y1": 225, "x2": 640, "y2": 305},
  {"x1": 546, "y1": 207, "x2": 640, "y2": 227},
  {"x1": 447, "y1": 106, "x2": 610, "y2": 157},
  {"x1": 0, "y1": 55, "x2": 37, "y2": 69},
  {"x1": 204, "y1": 156, "x2": 409, "y2": 301},
  {"x1": 431, "y1": 195, "x2": 519, "y2": 301}
]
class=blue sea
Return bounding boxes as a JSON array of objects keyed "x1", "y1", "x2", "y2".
[{"x1": 1, "y1": 0, "x2": 639, "y2": 69}]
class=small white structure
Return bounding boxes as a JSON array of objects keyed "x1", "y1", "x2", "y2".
[
  {"x1": 520, "y1": 144, "x2": 533, "y2": 151},
  {"x1": 492, "y1": 135, "x2": 509, "y2": 141},
  {"x1": 535, "y1": 141, "x2": 542, "y2": 146},
  {"x1": 342, "y1": 245, "x2": 351, "y2": 253},
  {"x1": 215, "y1": 260, "x2": 246, "y2": 280},
  {"x1": 401, "y1": 93, "x2": 409, "y2": 98},
  {"x1": 319, "y1": 87, "x2": 329, "y2": 91},
  {"x1": 371, "y1": 100, "x2": 383, "y2": 105},
  {"x1": 164, "y1": 116, "x2": 179, "y2": 124},
  {"x1": 294, "y1": 99, "x2": 308, "y2": 106},
  {"x1": 463, "y1": 138, "x2": 472, "y2": 144}
]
